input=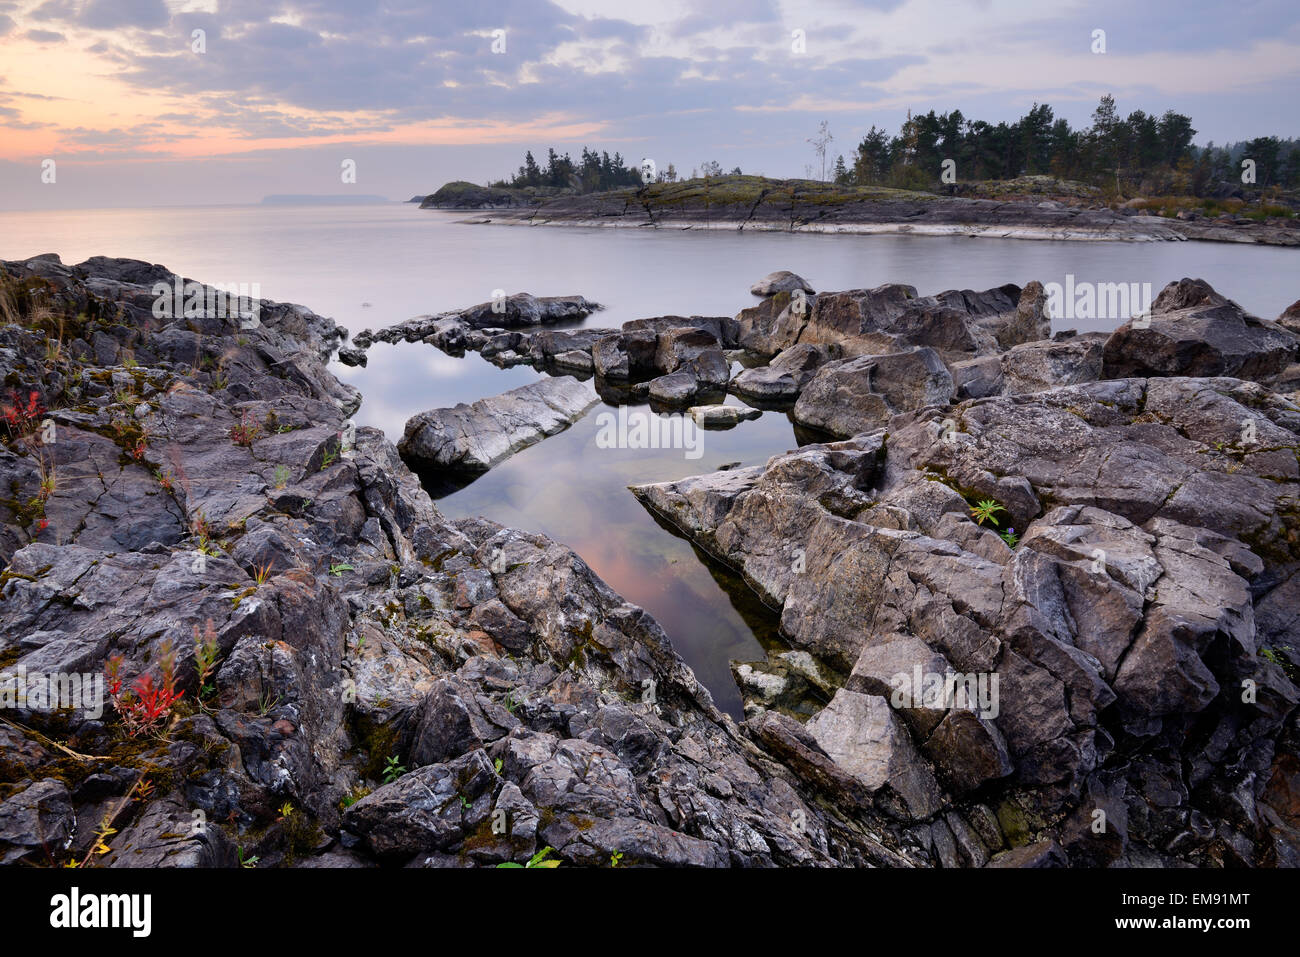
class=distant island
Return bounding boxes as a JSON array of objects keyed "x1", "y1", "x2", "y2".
[
  {"x1": 413, "y1": 96, "x2": 1299, "y2": 245},
  {"x1": 418, "y1": 174, "x2": 1299, "y2": 246},
  {"x1": 260, "y1": 194, "x2": 390, "y2": 205}
]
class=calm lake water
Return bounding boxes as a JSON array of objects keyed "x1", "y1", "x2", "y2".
[{"x1": 2, "y1": 201, "x2": 1295, "y2": 715}]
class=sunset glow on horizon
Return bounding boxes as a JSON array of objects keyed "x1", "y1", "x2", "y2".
[{"x1": 2, "y1": 0, "x2": 1297, "y2": 206}]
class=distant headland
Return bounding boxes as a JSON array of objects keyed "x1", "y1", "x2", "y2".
[{"x1": 260, "y1": 194, "x2": 390, "y2": 205}]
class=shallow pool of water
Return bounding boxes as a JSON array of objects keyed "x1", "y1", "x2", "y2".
[{"x1": 428, "y1": 380, "x2": 799, "y2": 716}]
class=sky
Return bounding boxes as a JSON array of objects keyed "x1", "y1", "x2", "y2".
[{"x1": 0, "y1": 0, "x2": 1297, "y2": 208}]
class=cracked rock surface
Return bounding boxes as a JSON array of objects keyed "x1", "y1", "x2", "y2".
[{"x1": 1, "y1": 256, "x2": 1297, "y2": 869}]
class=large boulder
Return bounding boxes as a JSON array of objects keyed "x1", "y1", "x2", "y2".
[
  {"x1": 1000, "y1": 334, "x2": 1105, "y2": 395},
  {"x1": 790, "y1": 283, "x2": 1013, "y2": 361},
  {"x1": 592, "y1": 323, "x2": 731, "y2": 388},
  {"x1": 623, "y1": 315, "x2": 739, "y2": 348},
  {"x1": 342, "y1": 750, "x2": 501, "y2": 861},
  {"x1": 654, "y1": 326, "x2": 721, "y2": 374},
  {"x1": 793, "y1": 348, "x2": 954, "y2": 437},
  {"x1": 751, "y1": 270, "x2": 815, "y2": 296},
  {"x1": 646, "y1": 370, "x2": 704, "y2": 405},
  {"x1": 890, "y1": 376, "x2": 1300, "y2": 554},
  {"x1": 734, "y1": 291, "x2": 810, "y2": 356},
  {"x1": 1103, "y1": 278, "x2": 1299, "y2": 381}
]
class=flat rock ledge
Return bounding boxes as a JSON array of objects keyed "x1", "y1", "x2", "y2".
[
  {"x1": 433, "y1": 176, "x2": 1300, "y2": 247},
  {"x1": 398, "y1": 375, "x2": 597, "y2": 471}
]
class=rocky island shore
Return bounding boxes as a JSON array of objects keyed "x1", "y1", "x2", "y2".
[
  {"x1": 1, "y1": 254, "x2": 1298, "y2": 868},
  {"x1": 420, "y1": 175, "x2": 1300, "y2": 246}
]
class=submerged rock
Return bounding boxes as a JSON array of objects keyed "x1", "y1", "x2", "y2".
[
  {"x1": 687, "y1": 404, "x2": 763, "y2": 428},
  {"x1": 352, "y1": 294, "x2": 602, "y2": 353},
  {"x1": 398, "y1": 375, "x2": 597, "y2": 471}
]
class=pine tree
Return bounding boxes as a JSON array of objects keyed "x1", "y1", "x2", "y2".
[{"x1": 521, "y1": 151, "x2": 541, "y2": 187}]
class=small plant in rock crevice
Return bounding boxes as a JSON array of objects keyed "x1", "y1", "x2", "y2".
[
  {"x1": 969, "y1": 498, "x2": 1006, "y2": 527},
  {"x1": 1, "y1": 389, "x2": 44, "y2": 445},
  {"x1": 1261, "y1": 647, "x2": 1299, "y2": 681},
  {"x1": 104, "y1": 642, "x2": 184, "y2": 738},
  {"x1": 190, "y1": 509, "x2": 216, "y2": 550},
  {"x1": 229, "y1": 409, "x2": 261, "y2": 447},
  {"x1": 252, "y1": 561, "x2": 275, "y2": 586},
  {"x1": 256, "y1": 688, "x2": 281, "y2": 717},
  {"x1": 340, "y1": 786, "x2": 371, "y2": 810},
  {"x1": 37, "y1": 460, "x2": 56, "y2": 502},
  {"x1": 381, "y1": 755, "x2": 406, "y2": 783},
  {"x1": 193, "y1": 621, "x2": 220, "y2": 704}
]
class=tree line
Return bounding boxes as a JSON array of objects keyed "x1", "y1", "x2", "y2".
[
  {"x1": 488, "y1": 98, "x2": 1297, "y2": 198},
  {"x1": 491, "y1": 147, "x2": 645, "y2": 191},
  {"x1": 835, "y1": 96, "x2": 1299, "y2": 195},
  {"x1": 489, "y1": 148, "x2": 747, "y2": 191}
]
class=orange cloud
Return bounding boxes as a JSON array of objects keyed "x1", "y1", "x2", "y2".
[{"x1": 0, "y1": 24, "x2": 607, "y2": 161}]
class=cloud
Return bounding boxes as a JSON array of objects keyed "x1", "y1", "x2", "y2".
[
  {"x1": 8, "y1": 90, "x2": 71, "y2": 100},
  {"x1": 28, "y1": 0, "x2": 76, "y2": 21},
  {"x1": 1, "y1": 0, "x2": 1297, "y2": 201},
  {"x1": 86, "y1": 0, "x2": 927, "y2": 134},
  {"x1": 79, "y1": 0, "x2": 170, "y2": 30}
]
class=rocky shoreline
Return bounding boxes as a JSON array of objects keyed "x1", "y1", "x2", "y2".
[
  {"x1": 1, "y1": 254, "x2": 1298, "y2": 868},
  {"x1": 422, "y1": 177, "x2": 1300, "y2": 246}
]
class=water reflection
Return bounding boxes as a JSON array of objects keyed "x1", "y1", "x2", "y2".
[{"x1": 425, "y1": 372, "x2": 799, "y2": 718}]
